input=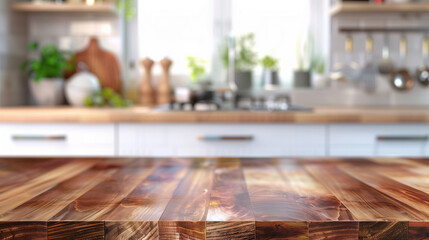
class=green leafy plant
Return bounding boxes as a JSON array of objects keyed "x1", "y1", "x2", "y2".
[
  {"x1": 85, "y1": 87, "x2": 132, "y2": 108},
  {"x1": 187, "y1": 56, "x2": 207, "y2": 83},
  {"x1": 117, "y1": 0, "x2": 136, "y2": 21},
  {"x1": 21, "y1": 42, "x2": 75, "y2": 82},
  {"x1": 261, "y1": 55, "x2": 279, "y2": 70},
  {"x1": 221, "y1": 33, "x2": 258, "y2": 72}
]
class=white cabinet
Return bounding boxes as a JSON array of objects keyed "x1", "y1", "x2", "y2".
[
  {"x1": 118, "y1": 124, "x2": 327, "y2": 157},
  {"x1": 329, "y1": 124, "x2": 429, "y2": 157},
  {"x1": 0, "y1": 123, "x2": 115, "y2": 157}
]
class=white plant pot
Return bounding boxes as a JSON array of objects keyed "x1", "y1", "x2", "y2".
[{"x1": 29, "y1": 78, "x2": 64, "y2": 106}]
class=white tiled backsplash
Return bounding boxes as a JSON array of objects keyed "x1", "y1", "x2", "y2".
[{"x1": 28, "y1": 13, "x2": 121, "y2": 56}]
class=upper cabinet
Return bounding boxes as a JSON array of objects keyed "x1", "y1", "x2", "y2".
[
  {"x1": 11, "y1": 2, "x2": 117, "y2": 14},
  {"x1": 331, "y1": 1, "x2": 429, "y2": 16}
]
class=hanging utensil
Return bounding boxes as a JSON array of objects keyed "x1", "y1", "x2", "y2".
[
  {"x1": 378, "y1": 34, "x2": 395, "y2": 75},
  {"x1": 416, "y1": 36, "x2": 429, "y2": 86},
  {"x1": 359, "y1": 35, "x2": 378, "y2": 92},
  {"x1": 391, "y1": 36, "x2": 413, "y2": 91}
]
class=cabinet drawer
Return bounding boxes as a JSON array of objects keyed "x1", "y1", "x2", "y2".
[
  {"x1": 0, "y1": 124, "x2": 115, "y2": 157},
  {"x1": 329, "y1": 124, "x2": 429, "y2": 157},
  {"x1": 118, "y1": 124, "x2": 326, "y2": 157}
]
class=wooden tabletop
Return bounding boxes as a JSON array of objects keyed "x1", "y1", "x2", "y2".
[
  {"x1": 0, "y1": 157, "x2": 428, "y2": 239},
  {"x1": 1, "y1": 106, "x2": 429, "y2": 123}
]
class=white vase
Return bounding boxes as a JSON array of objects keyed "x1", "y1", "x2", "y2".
[
  {"x1": 65, "y1": 72, "x2": 100, "y2": 107},
  {"x1": 29, "y1": 78, "x2": 64, "y2": 106}
]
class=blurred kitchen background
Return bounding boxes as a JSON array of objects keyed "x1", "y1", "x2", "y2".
[{"x1": 3, "y1": 0, "x2": 429, "y2": 107}]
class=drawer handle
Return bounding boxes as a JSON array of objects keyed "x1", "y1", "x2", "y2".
[
  {"x1": 12, "y1": 135, "x2": 67, "y2": 141},
  {"x1": 377, "y1": 136, "x2": 428, "y2": 141},
  {"x1": 199, "y1": 135, "x2": 254, "y2": 141}
]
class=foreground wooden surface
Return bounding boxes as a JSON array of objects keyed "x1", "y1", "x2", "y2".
[
  {"x1": 0, "y1": 158, "x2": 429, "y2": 239},
  {"x1": 1, "y1": 106, "x2": 429, "y2": 123}
]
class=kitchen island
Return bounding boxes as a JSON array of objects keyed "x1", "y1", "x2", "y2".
[{"x1": 0, "y1": 157, "x2": 428, "y2": 239}]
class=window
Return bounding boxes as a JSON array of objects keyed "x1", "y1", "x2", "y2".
[
  {"x1": 138, "y1": 0, "x2": 213, "y2": 76},
  {"x1": 137, "y1": 0, "x2": 326, "y2": 86}
]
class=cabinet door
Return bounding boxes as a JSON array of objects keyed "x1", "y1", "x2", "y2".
[
  {"x1": 118, "y1": 124, "x2": 327, "y2": 157},
  {"x1": 329, "y1": 124, "x2": 429, "y2": 157},
  {"x1": 0, "y1": 123, "x2": 115, "y2": 157}
]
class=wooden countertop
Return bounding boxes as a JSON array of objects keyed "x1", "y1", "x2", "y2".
[
  {"x1": 1, "y1": 106, "x2": 429, "y2": 123},
  {"x1": 0, "y1": 157, "x2": 428, "y2": 239}
]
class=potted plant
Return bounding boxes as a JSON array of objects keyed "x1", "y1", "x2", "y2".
[
  {"x1": 187, "y1": 56, "x2": 208, "y2": 87},
  {"x1": 261, "y1": 55, "x2": 279, "y2": 90},
  {"x1": 221, "y1": 33, "x2": 258, "y2": 91},
  {"x1": 21, "y1": 42, "x2": 75, "y2": 106},
  {"x1": 294, "y1": 35, "x2": 317, "y2": 88}
]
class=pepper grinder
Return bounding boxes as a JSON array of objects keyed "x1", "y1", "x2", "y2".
[
  {"x1": 140, "y1": 58, "x2": 156, "y2": 106},
  {"x1": 158, "y1": 57, "x2": 173, "y2": 105}
]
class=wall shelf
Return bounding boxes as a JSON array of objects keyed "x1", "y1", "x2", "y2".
[
  {"x1": 11, "y1": 2, "x2": 116, "y2": 14},
  {"x1": 331, "y1": 2, "x2": 429, "y2": 16}
]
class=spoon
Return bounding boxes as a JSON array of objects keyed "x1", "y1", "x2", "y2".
[
  {"x1": 416, "y1": 36, "x2": 429, "y2": 86},
  {"x1": 391, "y1": 36, "x2": 414, "y2": 91}
]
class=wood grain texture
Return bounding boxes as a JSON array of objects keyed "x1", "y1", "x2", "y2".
[
  {"x1": 106, "y1": 159, "x2": 189, "y2": 221},
  {"x1": 0, "y1": 158, "x2": 428, "y2": 239},
  {"x1": 158, "y1": 221, "x2": 205, "y2": 240},
  {"x1": 256, "y1": 221, "x2": 308, "y2": 240},
  {"x1": 206, "y1": 221, "x2": 255, "y2": 240},
  {"x1": 206, "y1": 159, "x2": 254, "y2": 221},
  {"x1": 358, "y1": 222, "x2": 408, "y2": 240},
  {"x1": 51, "y1": 159, "x2": 158, "y2": 221},
  {"x1": 47, "y1": 222, "x2": 104, "y2": 240},
  {"x1": 105, "y1": 221, "x2": 158, "y2": 240},
  {"x1": 2, "y1": 106, "x2": 429, "y2": 123},
  {"x1": 305, "y1": 164, "x2": 427, "y2": 221},
  {"x1": 309, "y1": 221, "x2": 358, "y2": 240},
  {"x1": 0, "y1": 222, "x2": 47, "y2": 240},
  {"x1": 409, "y1": 222, "x2": 429, "y2": 240}
]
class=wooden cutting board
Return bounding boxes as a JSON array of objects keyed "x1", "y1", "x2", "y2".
[{"x1": 69, "y1": 37, "x2": 121, "y2": 92}]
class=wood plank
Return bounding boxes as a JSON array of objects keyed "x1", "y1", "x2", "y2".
[
  {"x1": 158, "y1": 221, "x2": 205, "y2": 240},
  {"x1": 242, "y1": 159, "x2": 304, "y2": 221},
  {"x1": 159, "y1": 159, "x2": 215, "y2": 221},
  {"x1": 47, "y1": 222, "x2": 104, "y2": 240},
  {"x1": 0, "y1": 158, "x2": 71, "y2": 194},
  {"x1": 207, "y1": 158, "x2": 254, "y2": 221},
  {"x1": 105, "y1": 221, "x2": 158, "y2": 240},
  {"x1": 0, "y1": 222, "x2": 47, "y2": 240},
  {"x1": 158, "y1": 159, "x2": 215, "y2": 239},
  {"x1": 409, "y1": 222, "x2": 429, "y2": 240},
  {"x1": 305, "y1": 163, "x2": 428, "y2": 221},
  {"x1": 0, "y1": 159, "x2": 126, "y2": 221},
  {"x1": 106, "y1": 159, "x2": 189, "y2": 221},
  {"x1": 206, "y1": 221, "x2": 255, "y2": 240},
  {"x1": 255, "y1": 221, "x2": 308, "y2": 240},
  {"x1": 50, "y1": 159, "x2": 159, "y2": 221},
  {"x1": 309, "y1": 221, "x2": 358, "y2": 240},
  {"x1": 0, "y1": 159, "x2": 100, "y2": 216},
  {"x1": 358, "y1": 222, "x2": 408, "y2": 240},
  {"x1": 340, "y1": 165, "x2": 429, "y2": 218},
  {"x1": 277, "y1": 159, "x2": 354, "y2": 221}
]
